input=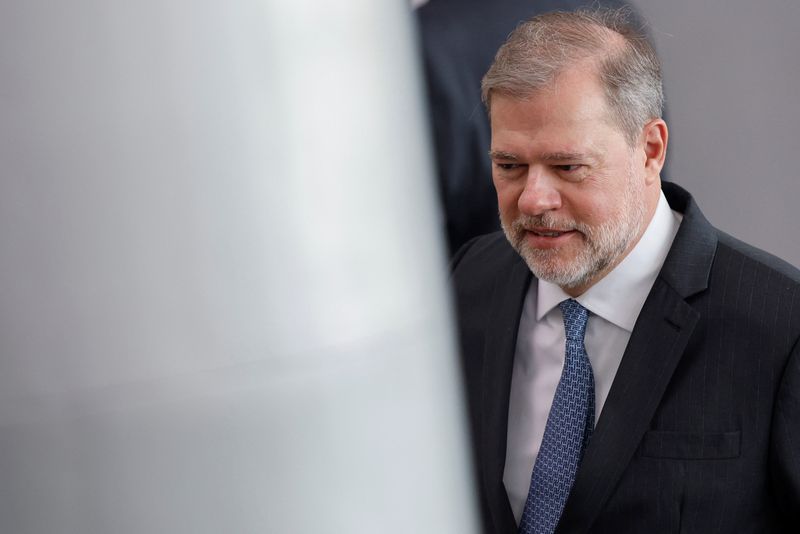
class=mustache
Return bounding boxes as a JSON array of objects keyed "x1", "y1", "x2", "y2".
[{"x1": 511, "y1": 213, "x2": 587, "y2": 234}]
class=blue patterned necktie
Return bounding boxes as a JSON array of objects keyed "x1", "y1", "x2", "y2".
[{"x1": 519, "y1": 299, "x2": 595, "y2": 534}]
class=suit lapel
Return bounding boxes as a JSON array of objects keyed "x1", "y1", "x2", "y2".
[
  {"x1": 557, "y1": 280, "x2": 698, "y2": 532},
  {"x1": 557, "y1": 183, "x2": 719, "y2": 532},
  {"x1": 481, "y1": 256, "x2": 532, "y2": 532}
]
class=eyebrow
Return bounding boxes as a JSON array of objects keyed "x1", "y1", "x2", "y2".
[
  {"x1": 540, "y1": 152, "x2": 593, "y2": 162},
  {"x1": 488, "y1": 150, "x2": 519, "y2": 160},
  {"x1": 488, "y1": 150, "x2": 598, "y2": 163}
]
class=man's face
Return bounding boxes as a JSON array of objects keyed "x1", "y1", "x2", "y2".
[{"x1": 490, "y1": 67, "x2": 653, "y2": 295}]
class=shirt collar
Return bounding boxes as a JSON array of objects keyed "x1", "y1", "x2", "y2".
[{"x1": 536, "y1": 191, "x2": 682, "y2": 331}]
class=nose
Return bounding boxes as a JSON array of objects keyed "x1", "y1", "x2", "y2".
[{"x1": 517, "y1": 166, "x2": 561, "y2": 216}]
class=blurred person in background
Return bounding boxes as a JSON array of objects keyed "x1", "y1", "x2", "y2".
[{"x1": 450, "y1": 8, "x2": 800, "y2": 533}]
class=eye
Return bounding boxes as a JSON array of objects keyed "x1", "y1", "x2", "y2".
[
  {"x1": 553, "y1": 164, "x2": 589, "y2": 182},
  {"x1": 555, "y1": 164, "x2": 581, "y2": 172},
  {"x1": 495, "y1": 162, "x2": 521, "y2": 171}
]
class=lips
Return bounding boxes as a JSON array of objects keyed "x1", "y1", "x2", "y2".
[
  {"x1": 529, "y1": 227, "x2": 574, "y2": 237},
  {"x1": 533, "y1": 229, "x2": 565, "y2": 237},
  {"x1": 522, "y1": 226, "x2": 580, "y2": 250}
]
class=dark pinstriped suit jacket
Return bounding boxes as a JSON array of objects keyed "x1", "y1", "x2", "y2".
[{"x1": 450, "y1": 182, "x2": 800, "y2": 533}]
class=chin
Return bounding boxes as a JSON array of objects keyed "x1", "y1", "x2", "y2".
[{"x1": 519, "y1": 245, "x2": 610, "y2": 290}]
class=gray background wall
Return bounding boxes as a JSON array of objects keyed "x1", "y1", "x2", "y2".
[{"x1": 631, "y1": 0, "x2": 800, "y2": 267}]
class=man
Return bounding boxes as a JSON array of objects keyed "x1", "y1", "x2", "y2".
[
  {"x1": 416, "y1": 0, "x2": 636, "y2": 254},
  {"x1": 450, "y1": 8, "x2": 800, "y2": 534}
]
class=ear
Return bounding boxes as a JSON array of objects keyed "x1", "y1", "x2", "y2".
[{"x1": 640, "y1": 118, "x2": 668, "y2": 185}]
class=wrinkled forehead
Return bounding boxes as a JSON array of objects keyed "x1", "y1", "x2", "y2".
[
  {"x1": 491, "y1": 64, "x2": 615, "y2": 124},
  {"x1": 486, "y1": 55, "x2": 606, "y2": 106}
]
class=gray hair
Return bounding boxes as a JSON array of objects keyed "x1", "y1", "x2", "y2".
[{"x1": 481, "y1": 7, "x2": 663, "y2": 146}]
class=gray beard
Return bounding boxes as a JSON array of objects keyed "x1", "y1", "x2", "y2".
[{"x1": 501, "y1": 177, "x2": 647, "y2": 290}]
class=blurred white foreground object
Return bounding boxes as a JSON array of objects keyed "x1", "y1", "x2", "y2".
[{"x1": 0, "y1": 1, "x2": 478, "y2": 532}]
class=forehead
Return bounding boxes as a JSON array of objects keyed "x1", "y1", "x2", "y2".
[{"x1": 489, "y1": 67, "x2": 623, "y2": 155}]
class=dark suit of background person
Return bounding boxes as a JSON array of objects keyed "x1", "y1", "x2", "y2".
[
  {"x1": 450, "y1": 180, "x2": 800, "y2": 533},
  {"x1": 415, "y1": 0, "x2": 638, "y2": 254}
]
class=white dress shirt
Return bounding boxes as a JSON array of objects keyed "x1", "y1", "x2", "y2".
[{"x1": 503, "y1": 192, "x2": 683, "y2": 523}]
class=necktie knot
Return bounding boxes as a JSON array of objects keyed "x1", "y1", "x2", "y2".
[{"x1": 559, "y1": 299, "x2": 588, "y2": 342}]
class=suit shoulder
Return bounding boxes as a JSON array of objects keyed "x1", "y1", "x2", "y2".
[
  {"x1": 715, "y1": 231, "x2": 800, "y2": 289},
  {"x1": 449, "y1": 231, "x2": 518, "y2": 276},
  {"x1": 448, "y1": 232, "x2": 525, "y2": 309}
]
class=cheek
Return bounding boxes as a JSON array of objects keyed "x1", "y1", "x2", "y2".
[
  {"x1": 495, "y1": 186, "x2": 521, "y2": 219},
  {"x1": 566, "y1": 194, "x2": 614, "y2": 225},
  {"x1": 494, "y1": 177, "x2": 520, "y2": 203}
]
